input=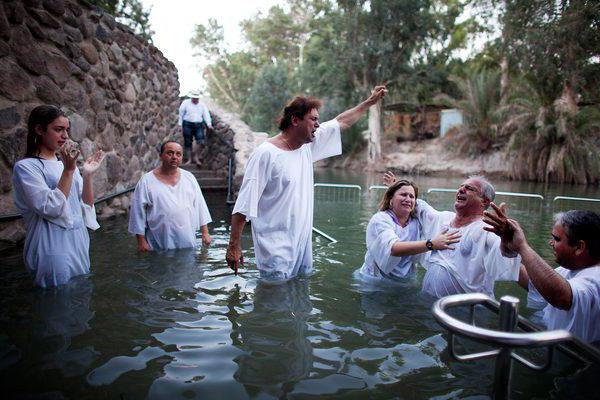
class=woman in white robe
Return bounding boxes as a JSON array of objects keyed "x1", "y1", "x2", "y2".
[
  {"x1": 12, "y1": 105, "x2": 105, "y2": 288},
  {"x1": 358, "y1": 180, "x2": 460, "y2": 283}
]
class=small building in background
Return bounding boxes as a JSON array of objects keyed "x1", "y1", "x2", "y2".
[{"x1": 383, "y1": 102, "x2": 463, "y2": 141}]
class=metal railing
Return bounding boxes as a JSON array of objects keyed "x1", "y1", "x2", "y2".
[
  {"x1": 427, "y1": 188, "x2": 544, "y2": 200},
  {"x1": 553, "y1": 196, "x2": 600, "y2": 203},
  {"x1": 226, "y1": 157, "x2": 235, "y2": 205},
  {"x1": 0, "y1": 186, "x2": 136, "y2": 223},
  {"x1": 432, "y1": 293, "x2": 600, "y2": 399}
]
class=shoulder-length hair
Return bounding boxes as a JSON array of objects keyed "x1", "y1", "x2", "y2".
[
  {"x1": 25, "y1": 105, "x2": 67, "y2": 158},
  {"x1": 378, "y1": 179, "x2": 419, "y2": 217}
]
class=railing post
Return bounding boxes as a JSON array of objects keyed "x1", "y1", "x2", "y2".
[
  {"x1": 226, "y1": 157, "x2": 235, "y2": 205},
  {"x1": 493, "y1": 295, "x2": 519, "y2": 400}
]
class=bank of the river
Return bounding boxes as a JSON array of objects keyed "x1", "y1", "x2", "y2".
[{"x1": 337, "y1": 137, "x2": 511, "y2": 178}]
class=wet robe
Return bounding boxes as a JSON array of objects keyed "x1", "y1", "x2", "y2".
[
  {"x1": 415, "y1": 199, "x2": 521, "y2": 298},
  {"x1": 527, "y1": 265, "x2": 600, "y2": 343},
  {"x1": 232, "y1": 119, "x2": 341, "y2": 282},
  {"x1": 12, "y1": 158, "x2": 100, "y2": 288},
  {"x1": 128, "y1": 169, "x2": 212, "y2": 250},
  {"x1": 358, "y1": 211, "x2": 421, "y2": 281}
]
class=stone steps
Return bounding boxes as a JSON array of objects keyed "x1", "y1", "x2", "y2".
[{"x1": 180, "y1": 165, "x2": 228, "y2": 191}]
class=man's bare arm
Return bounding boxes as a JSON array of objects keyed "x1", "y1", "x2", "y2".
[
  {"x1": 336, "y1": 86, "x2": 387, "y2": 131},
  {"x1": 518, "y1": 244, "x2": 573, "y2": 309},
  {"x1": 226, "y1": 213, "x2": 247, "y2": 274}
]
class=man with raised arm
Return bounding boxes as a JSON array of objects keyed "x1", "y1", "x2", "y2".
[
  {"x1": 484, "y1": 207, "x2": 600, "y2": 343},
  {"x1": 383, "y1": 172, "x2": 525, "y2": 298},
  {"x1": 226, "y1": 86, "x2": 387, "y2": 282},
  {"x1": 129, "y1": 141, "x2": 212, "y2": 251}
]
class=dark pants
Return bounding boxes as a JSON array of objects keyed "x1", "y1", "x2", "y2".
[{"x1": 182, "y1": 120, "x2": 205, "y2": 147}]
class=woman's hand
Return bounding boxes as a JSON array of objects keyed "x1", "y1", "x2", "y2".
[
  {"x1": 82, "y1": 149, "x2": 106, "y2": 177},
  {"x1": 59, "y1": 142, "x2": 79, "y2": 172},
  {"x1": 383, "y1": 171, "x2": 397, "y2": 186},
  {"x1": 431, "y1": 228, "x2": 461, "y2": 250}
]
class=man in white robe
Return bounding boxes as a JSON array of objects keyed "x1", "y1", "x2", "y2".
[
  {"x1": 128, "y1": 141, "x2": 212, "y2": 251},
  {"x1": 384, "y1": 172, "x2": 524, "y2": 297},
  {"x1": 226, "y1": 86, "x2": 387, "y2": 282},
  {"x1": 484, "y1": 208, "x2": 600, "y2": 343}
]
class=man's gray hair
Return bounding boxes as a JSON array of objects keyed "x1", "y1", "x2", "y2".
[{"x1": 468, "y1": 175, "x2": 495, "y2": 204}]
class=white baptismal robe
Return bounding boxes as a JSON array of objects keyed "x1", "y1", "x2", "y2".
[
  {"x1": 359, "y1": 211, "x2": 421, "y2": 281},
  {"x1": 233, "y1": 119, "x2": 341, "y2": 282},
  {"x1": 416, "y1": 199, "x2": 521, "y2": 298},
  {"x1": 527, "y1": 265, "x2": 600, "y2": 343},
  {"x1": 128, "y1": 169, "x2": 212, "y2": 250},
  {"x1": 12, "y1": 158, "x2": 100, "y2": 288}
]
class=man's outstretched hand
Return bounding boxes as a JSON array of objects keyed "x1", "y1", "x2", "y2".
[
  {"x1": 383, "y1": 171, "x2": 397, "y2": 187},
  {"x1": 483, "y1": 202, "x2": 526, "y2": 256}
]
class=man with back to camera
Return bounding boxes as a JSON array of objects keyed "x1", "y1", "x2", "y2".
[
  {"x1": 178, "y1": 91, "x2": 213, "y2": 165},
  {"x1": 226, "y1": 86, "x2": 387, "y2": 282},
  {"x1": 484, "y1": 206, "x2": 600, "y2": 343},
  {"x1": 383, "y1": 171, "x2": 526, "y2": 298},
  {"x1": 128, "y1": 140, "x2": 212, "y2": 251}
]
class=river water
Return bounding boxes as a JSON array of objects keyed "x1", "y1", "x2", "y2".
[{"x1": 1, "y1": 170, "x2": 599, "y2": 399}]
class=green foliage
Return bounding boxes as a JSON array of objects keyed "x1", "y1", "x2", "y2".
[
  {"x1": 245, "y1": 64, "x2": 292, "y2": 132},
  {"x1": 88, "y1": 0, "x2": 153, "y2": 42},
  {"x1": 435, "y1": 70, "x2": 502, "y2": 154},
  {"x1": 503, "y1": 79, "x2": 600, "y2": 184}
]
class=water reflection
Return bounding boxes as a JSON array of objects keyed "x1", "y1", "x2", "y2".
[
  {"x1": 234, "y1": 278, "x2": 313, "y2": 391},
  {"x1": 32, "y1": 277, "x2": 97, "y2": 376}
]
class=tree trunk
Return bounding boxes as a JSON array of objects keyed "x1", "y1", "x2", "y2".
[{"x1": 367, "y1": 100, "x2": 382, "y2": 164}]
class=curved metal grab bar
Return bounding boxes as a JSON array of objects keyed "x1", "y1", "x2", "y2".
[
  {"x1": 432, "y1": 293, "x2": 600, "y2": 363},
  {"x1": 427, "y1": 188, "x2": 544, "y2": 200}
]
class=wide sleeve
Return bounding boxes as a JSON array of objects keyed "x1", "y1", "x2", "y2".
[
  {"x1": 366, "y1": 213, "x2": 405, "y2": 275},
  {"x1": 75, "y1": 170, "x2": 100, "y2": 230},
  {"x1": 483, "y1": 232, "x2": 521, "y2": 282},
  {"x1": 232, "y1": 147, "x2": 273, "y2": 221},
  {"x1": 309, "y1": 119, "x2": 342, "y2": 162},
  {"x1": 414, "y1": 199, "x2": 452, "y2": 240},
  {"x1": 12, "y1": 161, "x2": 71, "y2": 228},
  {"x1": 559, "y1": 274, "x2": 600, "y2": 341},
  {"x1": 178, "y1": 101, "x2": 186, "y2": 126},
  {"x1": 193, "y1": 180, "x2": 212, "y2": 227},
  {"x1": 128, "y1": 177, "x2": 150, "y2": 235}
]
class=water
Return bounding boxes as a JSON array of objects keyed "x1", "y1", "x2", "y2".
[{"x1": 1, "y1": 170, "x2": 600, "y2": 399}]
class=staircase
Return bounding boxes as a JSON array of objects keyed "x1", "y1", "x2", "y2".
[{"x1": 180, "y1": 164, "x2": 228, "y2": 191}]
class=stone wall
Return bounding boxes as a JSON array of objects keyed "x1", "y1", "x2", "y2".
[{"x1": 0, "y1": 0, "x2": 182, "y2": 243}]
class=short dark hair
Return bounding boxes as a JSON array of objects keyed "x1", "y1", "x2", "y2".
[
  {"x1": 554, "y1": 210, "x2": 600, "y2": 259},
  {"x1": 277, "y1": 96, "x2": 322, "y2": 131},
  {"x1": 159, "y1": 140, "x2": 181, "y2": 154},
  {"x1": 25, "y1": 105, "x2": 67, "y2": 158}
]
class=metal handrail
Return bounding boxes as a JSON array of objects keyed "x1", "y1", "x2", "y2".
[
  {"x1": 427, "y1": 188, "x2": 544, "y2": 200},
  {"x1": 553, "y1": 196, "x2": 600, "y2": 203},
  {"x1": 432, "y1": 293, "x2": 600, "y2": 362},
  {"x1": 368, "y1": 185, "x2": 388, "y2": 191},
  {"x1": 0, "y1": 186, "x2": 136, "y2": 222},
  {"x1": 314, "y1": 183, "x2": 362, "y2": 191},
  {"x1": 433, "y1": 293, "x2": 600, "y2": 399},
  {"x1": 312, "y1": 227, "x2": 337, "y2": 243}
]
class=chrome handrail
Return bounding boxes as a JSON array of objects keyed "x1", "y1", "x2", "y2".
[
  {"x1": 427, "y1": 188, "x2": 544, "y2": 200},
  {"x1": 432, "y1": 293, "x2": 600, "y2": 399}
]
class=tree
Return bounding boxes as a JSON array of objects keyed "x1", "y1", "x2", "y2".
[
  {"x1": 88, "y1": 0, "x2": 154, "y2": 42},
  {"x1": 308, "y1": 0, "x2": 467, "y2": 163}
]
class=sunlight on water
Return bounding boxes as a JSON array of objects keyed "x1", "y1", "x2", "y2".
[{"x1": 1, "y1": 171, "x2": 599, "y2": 398}]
